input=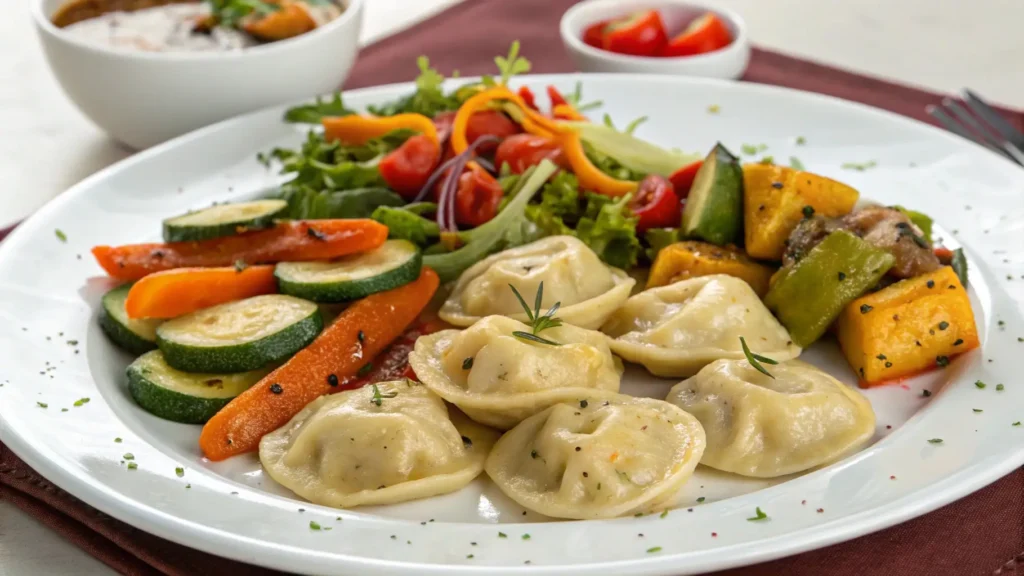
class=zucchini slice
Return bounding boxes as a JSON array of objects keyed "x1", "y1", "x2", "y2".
[
  {"x1": 99, "y1": 285, "x2": 164, "y2": 354},
  {"x1": 128, "y1": 350, "x2": 270, "y2": 424},
  {"x1": 162, "y1": 199, "x2": 288, "y2": 242},
  {"x1": 275, "y1": 239, "x2": 422, "y2": 302},
  {"x1": 156, "y1": 295, "x2": 322, "y2": 373},
  {"x1": 681, "y1": 144, "x2": 743, "y2": 246}
]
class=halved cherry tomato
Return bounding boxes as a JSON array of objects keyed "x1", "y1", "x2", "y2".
[
  {"x1": 517, "y1": 86, "x2": 539, "y2": 111},
  {"x1": 378, "y1": 135, "x2": 441, "y2": 200},
  {"x1": 668, "y1": 160, "x2": 703, "y2": 199},
  {"x1": 455, "y1": 164, "x2": 504, "y2": 227},
  {"x1": 662, "y1": 13, "x2": 732, "y2": 57},
  {"x1": 630, "y1": 175, "x2": 680, "y2": 232},
  {"x1": 465, "y1": 110, "x2": 522, "y2": 153},
  {"x1": 494, "y1": 134, "x2": 566, "y2": 174},
  {"x1": 602, "y1": 10, "x2": 668, "y2": 57},
  {"x1": 582, "y1": 20, "x2": 609, "y2": 48}
]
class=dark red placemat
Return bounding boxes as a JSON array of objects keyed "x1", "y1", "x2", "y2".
[{"x1": 2, "y1": 1, "x2": 1023, "y2": 575}]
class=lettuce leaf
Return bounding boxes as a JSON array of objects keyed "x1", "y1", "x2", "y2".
[
  {"x1": 279, "y1": 187, "x2": 404, "y2": 220},
  {"x1": 565, "y1": 121, "x2": 701, "y2": 178},
  {"x1": 283, "y1": 93, "x2": 355, "y2": 124},
  {"x1": 644, "y1": 227, "x2": 683, "y2": 262},
  {"x1": 575, "y1": 193, "x2": 642, "y2": 269}
]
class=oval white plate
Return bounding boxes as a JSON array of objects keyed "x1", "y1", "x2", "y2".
[{"x1": 1, "y1": 75, "x2": 1022, "y2": 576}]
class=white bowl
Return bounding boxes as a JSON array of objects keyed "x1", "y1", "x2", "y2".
[
  {"x1": 560, "y1": 0, "x2": 750, "y2": 80},
  {"x1": 32, "y1": 0, "x2": 364, "y2": 149}
]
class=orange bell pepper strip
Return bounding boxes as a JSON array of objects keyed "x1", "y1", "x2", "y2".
[
  {"x1": 557, "y1": 131, "x2": 638, "y2": 196},
  {"x1": 552, "y1": 103, "x2": 588, "y2": 121},
  {"x1": 92, "y1": 220, "x2": 388, "y2": 281},
  {"x1": 124, "y1": 265, "x2": 278, "y2": 319},
  {"x1": 322, "y1": 114, "x2": 439, "y2": 146},
  {"x1": 451, "y1": 87, "x2": 563, "y2": 154},
  {"x1": 199, "y1": 267, "x2": 440, "y2": 461}
]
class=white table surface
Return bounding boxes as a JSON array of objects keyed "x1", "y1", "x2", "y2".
[{"x1": 1, "y1": 0, "x2": 1023, "y2": 574}]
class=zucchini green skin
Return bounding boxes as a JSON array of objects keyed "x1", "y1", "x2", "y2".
[
  {"x1": 98, "y1": 285, "x2": 163, "y2": 355},
  {"x1": 157, "y1": 306, "x2": 322, "y2": 373},
  {"x1": 127, "y1": 351, "x2": 268, "y2": 424},
  {"x1": 681, "y1": 144, "x2": 744, "y2": 246},
  {"x1": 275, "y1": 243, "x2": 422, "y2": 302},
  {"x1": 162, "y1": 200, "x2": 288, "y2": 242}
]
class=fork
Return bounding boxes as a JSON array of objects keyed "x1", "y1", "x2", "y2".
[{"x1": 926, "y1": 89, "x2": 1024, "y2": 166}]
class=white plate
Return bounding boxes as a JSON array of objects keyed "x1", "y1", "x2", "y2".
[{"x1": 1, "y1": 75, "x2": 1022, "y2": 576}]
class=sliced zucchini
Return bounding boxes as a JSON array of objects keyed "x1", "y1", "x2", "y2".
[
  {"x1": 128, "y1": 350, "x2": 270, "y2": 424},
  {"x1": 156, "y1": 295, "x2": 322, "y2": 373},
  {"x1": 99, "y1": 285, "x2": 164, "y2": 354},
  {"x1": 162, "y1": 199, "x2": 288, "y2": 242},
  {"x1": 275, "y1": 239, "x2": 422, "y2": 302},
  {"x1": 681, "y1": 143, "x2": 743, "y2": 246}
]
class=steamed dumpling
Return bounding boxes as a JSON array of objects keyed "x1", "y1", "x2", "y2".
[
  {"x1": 485, "y1": 393, "x2": 706, "y2": 519},
  {"x1": 439, "y1": 236, "x2": 635, "y2": 329},
  {"x1": 259, "y1": 381, "x2": 499, "y2": 508},
  {"x1": 602, "y1": 274, "x2": 800, "y2": 377},
  {"x1": 666, "y1": 359, "x2": 875, "y2": 477},
  {"x1": 408, "y1": 316, "x2": 622, "y2": 430}
]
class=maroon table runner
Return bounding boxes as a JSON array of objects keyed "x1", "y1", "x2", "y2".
[{"x1": 2, "y1": 1, "x2": 1023, "y2": 575}]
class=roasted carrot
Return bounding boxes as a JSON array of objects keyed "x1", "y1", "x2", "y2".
[
  {"x1": 124, "y1": 265, "x2": 277, "y2": 319},
  {"x1": 92, "y1": 219, "x2": 387, "y2": 282},
  {"x1": 198, "y1": 267, "x2": 440, "y2": 461},
  {"x1": 243, "y1": 1, "x2": 316, "y2": 42}
]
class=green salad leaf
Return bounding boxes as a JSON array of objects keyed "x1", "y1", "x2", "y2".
[
  {"x1": 371, "y1": 206, "x2": 440, "y2": 245},
  {"x1": 208, "y1": 0, "x2": 279, "y2": 28},
  {"x1": 565, "y1": 121, "x2": 701, "y2": 178},
  {"x1": 367, "y1": 57, "x2": 462, "y2": 117},
  {"x1": 281, "y1": 187, "x2": 404, "y2": 219},
  {"x1": 575, "y1": 193, "x2": 642, "y2": 269},
  {"x1": 283, "y1": 93, "x2": 355, "y2": 124},
  {"x1": 644, "y1": 227, "x2": 683, "y2": 261}
]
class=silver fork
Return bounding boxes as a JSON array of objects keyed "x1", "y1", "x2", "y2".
[{"x1": 926, "y1": 89, "x2": 1024, "y2": 166}]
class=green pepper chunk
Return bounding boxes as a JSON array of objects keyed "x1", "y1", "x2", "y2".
[
  {"x1": 893, "y1": 206, "x2": 933, "y2": 243},
  {"x1": 765, "y1": 230, "x2": 895, "y2": 347}
]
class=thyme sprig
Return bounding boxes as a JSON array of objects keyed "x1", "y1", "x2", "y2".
[
  {"x1": 510, "y1": 282, "x2": 563, "y2": 346},
  {"x1": 740, "y1": 336, "x2": 778, "y2": 379}
]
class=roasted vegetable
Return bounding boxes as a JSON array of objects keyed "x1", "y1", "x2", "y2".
[
  {"x1": 648, "y1": 240, "x2": 774, "y2": 296},
  {"x1": 681, "y1": 144, "x2": 743, "y2": 246},
  {"x1": 743, "y1": 164, "x2": 859, "y2": 260},
  {"x1": 764, "y1": 231, "x2": 895, "y2": 347},
  {"x1": 837, "y1": 266, "x2": 978, "y2": 387}
]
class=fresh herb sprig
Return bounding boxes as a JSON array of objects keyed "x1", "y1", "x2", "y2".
[
  {"x1": 494, "y1": 41, "x2": 531, "y2": 86},
  {"x1": 369, "y1": 384, "x2": 397, "y2": 407},
  {"x1": 283, "y1": 92, "x2": 355, "y2": 124},
  {"x1": 207, "y1": 0, "x2": 280, "y2": 29},
  {"x1": 740, "y1": 336, "x2": 778, "y2": 379},
  {"x1": 510, "y1": 282, "x2": 563, "y2": 346}
]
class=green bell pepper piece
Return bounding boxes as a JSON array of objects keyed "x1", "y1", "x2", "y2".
[{"x1": 765, "y1": 230, "x2": 895, "y2": 347}]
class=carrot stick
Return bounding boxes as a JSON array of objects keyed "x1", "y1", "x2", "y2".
[
  {"x1": 92, "y1": 219, "x2": 387, "y2": 282},
  {"x1": 124, "y1": 265, "x2": 277, "y2": 319},
  {"x1": 199, "y1": 267, "x2": 440, "y2": 461}
]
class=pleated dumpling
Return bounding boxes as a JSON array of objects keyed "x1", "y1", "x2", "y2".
[
  {"x1": 602, "y1": 274, "x2": 800, "y2": 377},
  {"x1": 259, "y1": 380, "x2": 499, "y2": 508},
  {"x1": 408, "y1": 316, "x2": 622, "y2": 430},
  {"x1": 439, "y1": 236, "x2": 635, "y2": 329},
  {"x1": 485, "y1": 393, "x2": 706, "y2": 519},
  {"x1": 666, "y1": 359, "x2": 875, "y2": 478}
]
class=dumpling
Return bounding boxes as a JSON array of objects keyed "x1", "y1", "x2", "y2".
[
  {"x1": 666, "y1": 359, "x2": 875, "y2": 477},
  {"x1": 259, "y1": 380, "x2": 499, "y2": 508},
  {"x1": 439, "y1": 236, "x2": 635, "y2": 329},
  {"x1": 602, "y1": 274, "x2": 800, "y2": 377},
  {"x1": 408, "y1": 316, "x2": 622, "y2": 430},
  {"x1": 485, "y1": 393, "x2": 706, "y2": 519}
]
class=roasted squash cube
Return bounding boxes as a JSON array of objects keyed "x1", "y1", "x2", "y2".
[
  {"x1": 837, "y1": 266, "x2": 979, "y2": 387},
  {"x1": 648, "y1": 240, "x2": 775, "y2": 296},
  {"x1": 743, "y1": 164, "x2": 859, "y2": 260}
]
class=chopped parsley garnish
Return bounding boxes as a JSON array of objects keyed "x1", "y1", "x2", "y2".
[
  {"x1": 740, "y1": 144, "x2": 760, "y2": 155},
  {"x1": 860, "y1": 304, "x2": 874, "y2": 314},
  {"x1": 746, "y1": 507, "x2": 768, "y2": 521},
  {"x1": 309, "y1": 521, "x2": 322, "y2": 530},
  {"x1": 462, "y1": 357, "x2": 474, "y2": 370},
  {"x1": 1014, "y1": 422, "x2": 1021, "y2": 427},
  {"x1": 127, "y1": 462, "x2": 138, "y2": 470},
  {"x1": 801, "y1": 205, "x2": 815, "y2": 218},
  {"x1": 647, "y1": 547, "x2": 662, "y2": 554},
  {"x1": 510, "y1": 282, "x2": 563, "y2": 346},
  {"x1": 790, "y1": 156, "x2": 806, "y2": 170},
  {"x1": 123, "y1": 453, "x2": 134, "y2": 460},
  {"x1": 55, "y1": 229, "x2": 67, "y2": 242},
  {"x1": 36, "y1": 402, "x2": 48, "y2": 408},
  {"x1": 707, "y1": 104, "x2": 720, "y2": 114},
  {"x1": 466, "y1": 554, "x2": 474, "y2": 559},
  {"x1": 928, "y1": 438, "x2": 943, "y2": 444},
  {"x1": 996, "y1": 384, "x2": 1005, "y2": 391},
  {"x1": 521, "y1": 534, "x2": 531, "y2": 540},
  {"x1": 740, "y1": 336, "x2": 778, "y2": 379},
  {"x1": 841, "y1": 160, "x2": 877, "y2": 171},
  {"x1": 370, "y1": 384, "x2": 397, "y2": 407},
  {"x1": 498, "y1": 532, "x2": 507, "y2": 538},
  {"x1": 972, "y1": 409, "x2": 983, "y2": 413},
  {"x1": 73, "y1": 397, "x2": 90, "y2": 407},
  {"x1": 795, "y1": 136, "x2": 807, "y2": 145},
  {"x1": 975, "y1": 381, "x2": 986, "y2": 389},
  {"x1": 357, "y1": 362, "x2": 374, "y2": 377},
  {"x1": 660, "y1": 510, "x2": 669, "y2": 519},
  {"x1": 114, "y1": 437, "x2": 122, "y2": 443},
  {"x1": 935, "y1": 355, "x2": 950, "y2": 368},
  {"x1": 696, "y1": 497, "x2": 705, "y2": 503},
  {"x1": 175, "y1": 467, "x2": 185, "y2": 477}
]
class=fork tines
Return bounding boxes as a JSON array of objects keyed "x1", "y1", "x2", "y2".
[{"x1": 927, "y1": 90, "x2": 1024, "y2": 166}]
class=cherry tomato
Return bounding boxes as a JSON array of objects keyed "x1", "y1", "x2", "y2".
[
  {"x1": 494, "y1": 134, "x2": 566, "y2": 174},
  {"x1": 662, "y1": 13, "x2": 732, "y2": 57},
  {"x1": 455, "y1": 164, "x2": 504, "y2": 227},
  {"x1": 602, "y1": 10, "x2": 668, "y2": 57},
  {"x1": 432, "y1": 110, "x2": 456, "y2": 142},
  {"x1": 378, "y1": 135, "x2": 441, "y2": 200},
  {"x1": 582, "y1": 20, "x2": 609, "y2": 48},
  {"x1": 668, "y1": 160, "x2": 703, "y2": 199},
  {"x1": 517, "y1": 86, "x2": 539, "y2": 111},
  {"x1": 630, "y1": 175, "x2": 680, "y2": 232},
  {"x1": 465, "y1": 110, "x2": 521, "y2": 153}
]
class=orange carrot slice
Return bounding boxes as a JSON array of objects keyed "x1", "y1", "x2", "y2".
[
  {"x1": 198, "y1": 267, "x2": 440, "y2": 461},
  {"x1": 124, "y1": 265, "x2": 278, "y2": 319},
  {"x1": 243, "y1": 1, "x2": 316, "y2": 42},
  {"x1": 92, "y1": 219, "x2": 387, "y2": 282}
]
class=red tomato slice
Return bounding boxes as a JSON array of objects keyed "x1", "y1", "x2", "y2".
[
  {"x1": 582, "y1": 20, "x2": 609, "y2": 48},
  {"x1": 602, "y1": 10, "x2": 668, "y2": 57},
  {"x1": 668, "y1": 160, "x2": 703, "y2": 199},
  {"x1": 378, "y1": 135, "x2": 441, "y2": 200},
  {"x1": 455, "y1": 164, "x2": 504, "y2": 227},
  {"x1": 630, "y1": 175, "x2": 680, "y2": 232},
  {"x1": 465, "y1": 110, "x2": 521, "y2": 153},
  {"x1": 662, "y1": 13, "x2": 732, "y2": 57},
  {"x1": 494, "y1": 134, "x2": 566, "y2": 174}
]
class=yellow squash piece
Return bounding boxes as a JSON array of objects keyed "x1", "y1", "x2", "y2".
[
  {"x1": 648, "y1": 241, "x2": 775, "y2": 296},
  {"x1": 836, "y1": 266, "x2": 979, "y2": 387},
  {"x1": 743, "y1": 164, "x2": 859, "y2": 260}
]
